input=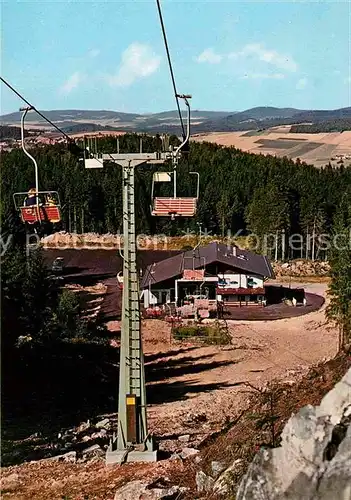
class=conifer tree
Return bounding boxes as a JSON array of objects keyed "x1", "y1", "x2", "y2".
[{"x1": 326, "y1": 193, "x2": 351, "y2": 351}]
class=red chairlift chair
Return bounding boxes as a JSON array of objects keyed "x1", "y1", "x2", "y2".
[
  {"x1": 150, "y1": 171, "x2": 199, "y2": 218},
  {"x1": 13, "y1": 191, "x2": 62, "y2": 225},
  {"x1": 13, "y1": 107, "x2": 63, "y2": 228}
]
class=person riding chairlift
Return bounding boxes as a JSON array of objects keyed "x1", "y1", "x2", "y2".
[
  {"x1": 45, "y1": 193, "x2": 56, "y2": 206},
  {"x1": 24, "y1": 188, "x2": 42, "y2": 207}
]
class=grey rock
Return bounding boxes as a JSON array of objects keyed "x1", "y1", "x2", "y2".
[
  {"x1": 237, "y1": 368, "x2": 351, "y2": 500},
  {"x1": 179, "y1": 447, "x2": 199, "y2": 459},
  {"x1": 211, "y1": 460, "x2": 227, "y2": 478},
  {"x1": 213, "y1": 459, "x2": 244, "y2": 495},
  {"x1": 81, "y1": 434, "x2": 93, "y2": 442},
  {"x1": 77, "y1": 420, "x2": 91, "y2": 433},
  {"x1": 196, "y1": 470, "x2": 215, "y2": 493},
  {"x1": 49, "y1": 451, "x2": 77, "y2": 463},
  {"x1": 312, "y1": 421, "x2": 351, "y2": 500},
  {"x1": 178, "y1": 434, "x2": 190, "y2": 443},
  {"x1": 91, "y1": 429, "x2": 108, "y2": 439},
  {"x1": 81, "y1": 444, "x2": 104, "y2": 461},
  {"x1": 95, "y1": 418, "x2": 110, "y2": 429}
]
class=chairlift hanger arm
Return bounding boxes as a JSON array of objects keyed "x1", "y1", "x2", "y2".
[
  {"x1": 174, "y1": 95, "x2": 191, "y2": 158},
  {"x1": 20, "y1": 106, "x2": 40, "y2": 208},
  {"x1": 189, "y1": 171, "x2": 200, "y2": 199}
]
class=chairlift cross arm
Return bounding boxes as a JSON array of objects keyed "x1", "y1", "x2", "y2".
[{"x1": 97, "y1": 152, "x2": 172, "y2": 162}]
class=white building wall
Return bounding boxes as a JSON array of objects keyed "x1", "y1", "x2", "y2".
[
  {"x1": 142, "y1": 290, "x2": 158, "y2": 308},
  {"x1": 247, "y1": 274, "x2": 264, "y2": 288}
]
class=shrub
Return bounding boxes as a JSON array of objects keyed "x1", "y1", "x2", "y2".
[{"x1": 172, "y1": 321, "x2": 231, "y2": 345}]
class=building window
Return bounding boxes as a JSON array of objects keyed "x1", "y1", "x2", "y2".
[{"x1": 247, "y1": 278, "x2": 254, "y2": 288}]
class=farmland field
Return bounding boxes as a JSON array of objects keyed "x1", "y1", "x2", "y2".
[
  {"x1": 256, "y1": 139, "x2": 314, "y2": 150},
  {"x1": 191, "y1": 127, "x2": 351, "y2": 168}
]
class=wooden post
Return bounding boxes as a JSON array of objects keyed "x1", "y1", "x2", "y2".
[
  {"x1": 74, "y1": 206, "x2": 77, "y2": 233},
  {"x1": 68, "y1": 204, "x2": 72, "y2": 233},
  {"x1": 305, "y1": 226, "x2": 309, "y2": 260},
  {"x1": 81, "y1": 207, "x2": 84, "y2": 234}
]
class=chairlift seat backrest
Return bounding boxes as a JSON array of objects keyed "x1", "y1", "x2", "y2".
[
  {"x1": 152, "y1": 197, "x2": 197, "y2": 217},
  {"x1": 153, "y1": 172, "x2": 172, "y2": 182}
]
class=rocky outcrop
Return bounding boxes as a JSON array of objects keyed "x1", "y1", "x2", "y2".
[
  {"x1": 114, "y1": 480, "x2": 188, "y2": 499},
  {"x1": 237, "y1": 368, "x2": 351, "y2": 499},
  {"x1": 273, "y1": 260, "x2": 330, "y2": 278}
]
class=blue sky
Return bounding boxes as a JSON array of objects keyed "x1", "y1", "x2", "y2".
[{"x1": 1, "y1": 0, "x2": 350, "y2": 114}]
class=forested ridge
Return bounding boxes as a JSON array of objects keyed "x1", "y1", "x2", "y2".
[
  {"x1": 1, "y1": 133, "x2": 351, "y2": 256},
  {"x1": 290, "y1": 119, "x2": 351, "y2": 133},
  {"x1": 0, "y1": 125, "x2": 30, "y2": 140}
]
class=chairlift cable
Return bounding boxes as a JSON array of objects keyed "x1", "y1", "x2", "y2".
[
  {"x1": 0, "y1": 76, "x2": 76, "y2": 143},
  {"x1": 155, "y1": 0, "x2": 186, "y2": 139}
]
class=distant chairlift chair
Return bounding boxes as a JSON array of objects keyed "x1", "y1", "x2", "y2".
[
  {"x1": 151, "y1": 171, "x2": 199, "y2": 219},
  {"x1": 150, "y1": 93, "x2": 199, "y2": 219}
]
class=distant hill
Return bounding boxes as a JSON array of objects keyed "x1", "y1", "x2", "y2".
[
  {"x1": 230, "y1": 106, "x2": 304, "y2": 121},
  {"x1": 61, "y1": 123, "x2": 128, "y2": 134},
  {"x1": 0, "y1": 109, "x2": 140, "y2": 124},
  {"x1": 1, "y1": 107, "x2": 350, "y2": 134}
]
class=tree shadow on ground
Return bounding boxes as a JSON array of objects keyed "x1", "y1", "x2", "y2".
[
  {"x1": 2, "y1": 339, "x2": 241, "y2": 465},
  {"x1": 148, "y1": 380, "x2": 245, "y2": 405},
  {"x1": 146, "y1": 354, "x2": 238, "y2": 383},
  {"x1": 145, "y1": 346, "x2": 199, "y2": 363}
]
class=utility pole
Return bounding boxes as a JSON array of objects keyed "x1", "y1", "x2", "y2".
[{"x1": 85, "y1": 149, "x2": 172, "y2": 464}]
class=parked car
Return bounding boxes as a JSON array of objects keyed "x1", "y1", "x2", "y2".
[{"x1": 52, "y1": 257, "x2": 64, "y2": 273}]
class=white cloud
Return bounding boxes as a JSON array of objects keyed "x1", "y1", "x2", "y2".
[
  {"x1": 344, "y1": 76, "x2": 351, "y2": 84},
  {"x1": 196, "y1": 48, "x2": 222, "y2": 64},
  {"x1": 89, "y1": 49, "x2": 100, "y2": 58},
  {"x1": 198, "y1": 42, "x2": 298, "y2": 73},
  {"x1": 240, "y1": 73, "x2": 285, "y2": 80},
  {"x1": 59, "y1": 72, "x2": 83, "y2": 95},
  {"x1": 106, "y1": 42, "x2": 161, "y2": 87},
  {"x1": 240, "y1": 43, "x2": 298, "y2": 72},
  {"x1": 296, "y1": 77, "x2": 308, "y2": 89}
]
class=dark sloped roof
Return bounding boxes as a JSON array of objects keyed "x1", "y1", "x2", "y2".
[{"x1": 141, "y1": 241, "x2": 274, "y2": 288}]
